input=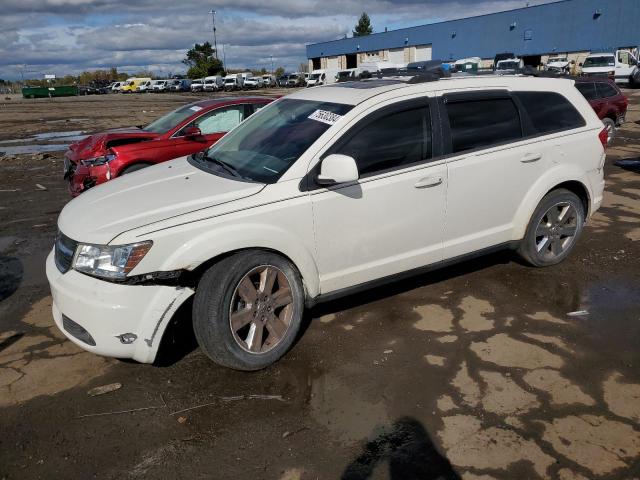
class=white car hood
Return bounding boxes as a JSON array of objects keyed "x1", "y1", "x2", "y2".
[{"x1": 58, "y1": 157, "x2": 264, "y2": 245}]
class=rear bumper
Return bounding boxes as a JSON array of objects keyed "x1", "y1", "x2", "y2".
[{"x1": 46, "y1": 250, "x2": 194, "y2": 363}]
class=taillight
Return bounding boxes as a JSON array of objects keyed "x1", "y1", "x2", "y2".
[{"x1": 598, "y1": 127, "x2": 608, "y2": 150}]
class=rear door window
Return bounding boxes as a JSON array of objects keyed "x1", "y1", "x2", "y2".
[
  {"x1": 575, "y1": 82, "x2": 598, "y2": 101},
  {"x1": 514, "y1": 92, "x2": 585, "y2": 134},
  {"x1": 445, "y1": 97, "x2": 522, "y2": 153},
  {"x1": 336, "y1": 104, "x2": 432, "y2": 176},
  {"x1": 596, "y1": 82, "x2": 619, "y2": 98}
]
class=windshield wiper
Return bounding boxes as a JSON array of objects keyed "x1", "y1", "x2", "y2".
[{"x1": 198, "y1": 152, "x2": 242, "y2": 178}]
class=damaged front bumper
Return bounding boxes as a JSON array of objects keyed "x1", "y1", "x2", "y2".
[{"x1": 46, "y1": 250, "x2": 194, "y2": 363}]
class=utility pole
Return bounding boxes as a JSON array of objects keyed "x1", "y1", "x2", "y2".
[
  {"x1": 222, "y1": 44, "x2": 227, "y2": 69},
  {"x1": 270, "y1": 55, "x2": 274, "y2": 73},
  {"x1": 209, "y1": 9, "x2": 219, "y2": 60}
]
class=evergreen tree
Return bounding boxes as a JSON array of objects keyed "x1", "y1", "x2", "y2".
[{"x1": 353, "y1": 12, "x2": 373, "y2": 37}]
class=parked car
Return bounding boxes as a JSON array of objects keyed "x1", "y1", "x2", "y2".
[
  {"x1": 495, "y1": 58, "x2": 524, "y2": 74},
  {"x1": 223, "y1": 74, "x2": 242, "y2": 91},
  {"x1": 64, "y1": 97, "x2": 272, "y2": 196},
  {"x1": 50, "y1": 74, "x2": 606, "y2": 370},
  {"x1": 120, "y1": 77, "x2": 152, "y2": 93},
  {"x1": 546, "y1": 56, "x2": 571, "y2": 74},
  {"x1": 306, "y1": 69, "x2": 339, "y2": 87},
  {"x1": 203, "y1": 75, "x2": 224, "y2": 92},
  {"x1": 262, "y1": 74, "x2": 276, "y2": 87},
  {"x1": 286, "y1": 73, "x2": 302, "y2": 87},
  {"x1": 336, "y1": 69, "x2": 358, "y2": 82},
  {"x1": 152, "y1": 80, "x2": 169, "y2": 92},
  {"x1": 110, "y1": 82, "x2": 125, "y2": 93},
  {"x1": 574, "y1": 77, "x2": 628, "y2": 145},
  {"x1": 276, "y1": 75, "x2": 289, "y2": 87},
  {"x1": 243, "y1": 76, "x2": 263, "y2": 89},
  {"x1": 190, "y1": 78, "x2": 205, "y2": 92},
  {"x1": 136, "y1": 80, "x2": 153, "y2": 93},
  {"x1": 168, "y1": 79, "x2": 192, "y2": 92},
  {"x1": 581, "y1": 50, "x2": 639, "y2": 85}
]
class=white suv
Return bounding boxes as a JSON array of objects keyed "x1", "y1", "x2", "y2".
[{"x1": 47, "y1": 74, "x2": 607, "y2": 370}]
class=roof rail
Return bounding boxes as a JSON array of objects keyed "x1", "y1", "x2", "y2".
[{"x1": 359, "y1": 60, "x2": 451, "y2": 84}]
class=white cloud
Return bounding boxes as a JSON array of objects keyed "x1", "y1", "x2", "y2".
[{"x1": 0, "y1": 0, "x2": 555, "y2": 79}]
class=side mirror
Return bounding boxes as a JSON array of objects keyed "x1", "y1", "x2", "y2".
[
  {"x1": 578, "y1": 62, "x2": 583, "y2": 67},
  {"x1": 184, "y1": 126, "x2": 203, "y2": 139},
  {"x1": 316, "y1": 154, "x2": 359, "y2": 185}
]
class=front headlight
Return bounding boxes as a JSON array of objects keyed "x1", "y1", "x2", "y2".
[
  {"x1": 80, "y1": 152, "x2": 117, "y2": 167},
  {"x1": 73, "y1": 241, "x2": 153, "y2": 280}
]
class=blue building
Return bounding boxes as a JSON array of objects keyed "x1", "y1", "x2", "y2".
[{"x1": 306, "y1": 0, "x2": 640, "y2": 71}]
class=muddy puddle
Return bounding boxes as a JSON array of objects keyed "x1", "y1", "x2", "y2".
[{"x1": 0, "y1": 130, "x2": 86, "y2": 155}]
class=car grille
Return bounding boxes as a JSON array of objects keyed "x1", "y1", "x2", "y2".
[{"x1": 54, "y1": 231, "x2": 78, "y2": 274}]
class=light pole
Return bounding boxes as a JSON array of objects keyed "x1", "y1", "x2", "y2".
[
  {"x1": 270, "y1": 55, "x2": 274, "y2": 73},
  {"x1": 209, "y1": 9, "x2": 219, "y2": 60},
  {"x1": 222, "y1": 44, "x2": 227, "y2": 69}
]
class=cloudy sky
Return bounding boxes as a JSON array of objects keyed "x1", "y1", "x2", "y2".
[{"x1": 0, "y1": 0, "x2": 555, "y2": 80}]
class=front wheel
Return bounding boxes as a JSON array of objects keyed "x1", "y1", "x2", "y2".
[
  {"x1": 518, "y1": 189, "x2": 585, "y2": 267},
  {"x1": 193, "y1": 251, "x2": 305, "y2": 370}
]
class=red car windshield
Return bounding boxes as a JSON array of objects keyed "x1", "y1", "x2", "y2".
[{"x1": 143, "y1": 104, "x2": 205, "y2": 133}]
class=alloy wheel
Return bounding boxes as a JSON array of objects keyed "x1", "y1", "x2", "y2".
[
  {"x1": 535, "y1": 202, "x2": 579, "y2": 259},
  {"x1": 228, "y1": 265, "x2": 294, "y2": 354}
]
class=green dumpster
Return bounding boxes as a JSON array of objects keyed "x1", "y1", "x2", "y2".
[{"x1": 22, "y1": 85, "x2": 79, "y2": 99}]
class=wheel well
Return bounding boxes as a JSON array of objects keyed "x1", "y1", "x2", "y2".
[
  {"x1": 187, "y1": 248, "x2": 304, "y2": 290},
  {"x1": 550, "y1": 181, "x2": 590, "y2": 216}
]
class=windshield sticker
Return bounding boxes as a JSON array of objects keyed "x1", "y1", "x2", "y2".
[
  {"x1": 190, "y1": 106, "x2": 203, "y2": 112},
  {"x1": 308, "y1": 109, "x2": 342, "y2": 125}
]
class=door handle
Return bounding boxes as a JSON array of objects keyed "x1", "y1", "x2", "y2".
[
  {"x1": 521, "y1": 153, "x2": 542, "y2": 163},
  {"x1": 414, "y1": 176, "x2": 443, "y2": 188}
]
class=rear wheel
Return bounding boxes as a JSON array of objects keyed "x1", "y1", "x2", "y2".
[
  {"x1": 518, "y1": 189, "x2": 585, "y2": 267},
  {"x1": 602, "y1": 118, "x2": 616, "y2": 145},
  {"x1": 193, "y1": 251, "x2": 305, "y2": 370}
]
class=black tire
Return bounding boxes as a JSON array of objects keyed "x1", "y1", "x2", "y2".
[
  {"x1": 120, "y1": 163, "x2": 151, "y2": 175},
  {"x1": 602, "y1": 117, "x2": 616, "y2": 146},
  {"x1": 518, "y1": 188, "x2": 585, "y2": 267},
  {"x1": 193, "y1": 250, "x2": 305, "y2": 370}
]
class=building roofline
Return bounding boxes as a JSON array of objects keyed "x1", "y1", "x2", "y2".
[{"x1": 306, "y1": 0, "x2": 570, "y2": 48}]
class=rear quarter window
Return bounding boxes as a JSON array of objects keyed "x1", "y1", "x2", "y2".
[
  {"x1": 596, "y1": 82, "x2": 619, "y2": 99},
  {"x1": 575, "y1": 82, "x2": 598, "y2": 101},
  {"x1": 514, "y1": 91, "x2": 585, "y2": 135},
  {"x1": 445, "y1": 97, "x2": 522, "y2": 153}
]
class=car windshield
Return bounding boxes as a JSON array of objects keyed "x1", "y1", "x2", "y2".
[
  {"x1": 583, "y1": 56, "x2": 615, "y2": 68},
  {"x1": 549, "y1": 58, "x2": 567, "y2": 63},
  {"x1": 194, "y1": 99, "x2": 353, "y2": 183},
  {"x1": 143, "y1": 104, "x2": 201, "y2": 133},
  {"x1": 310, "y1": 73, "x2": 321, "y2": 80},
  {"x1": 497, "y1": 61, "x2": 518, "y2": 70}
]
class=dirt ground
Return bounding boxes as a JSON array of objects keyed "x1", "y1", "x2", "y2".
[{"x1": 1, "y1": 89, "x2": 639, "y2": 480}]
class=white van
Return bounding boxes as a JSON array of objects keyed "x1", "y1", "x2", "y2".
[
  {"x1": 190, "y1": 78, "x2": 205, "y2": 92},
  {"x1": 262, "y1": 74, "x2": 276, "y2": 87},
  {"x1": 496, "y1": 58, "x2": 524, "y2": 75},
  {"x1": 203, "y1": 76, "x2": 224, "y2": 92},
  {"x1": 581, "y1": 50, "x2": 639, "y2": 85},
  {"x1": 306, "y1": 69, "x2": 339, "y2": 87},
  {"x1": 223, "y1": 74, "x2": 241, "y2": 91}
]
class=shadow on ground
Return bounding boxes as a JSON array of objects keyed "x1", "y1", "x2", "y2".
[{"x1": 342, "y1": 417, "x2": 461, "y2": 480}]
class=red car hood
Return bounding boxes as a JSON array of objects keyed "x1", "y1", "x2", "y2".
[{"x1": 66, "y1": 127, "x2": 160, "y2": 163}]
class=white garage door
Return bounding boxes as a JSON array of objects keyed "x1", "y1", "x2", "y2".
[
  {"x1": 388, "y1": 48, "x2": 405, "y2": 64},
  {"x1": 415, "y1": 44, "x2": 432, "y2": 62},
  {"x1": 326, "y1": 56, "x2": 341, "y2": 69}
]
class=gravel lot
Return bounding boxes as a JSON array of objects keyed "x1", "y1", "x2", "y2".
[{"x1": 1, "y1": 89, "x2": 639, "y2": 480}]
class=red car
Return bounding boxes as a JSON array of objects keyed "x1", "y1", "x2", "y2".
[
  {"x1": 64, "y1": 97, "x2": 272, "y2": 196},
  {"x1": 575, "y1": 78, "x2": 627, "y2": 145}
]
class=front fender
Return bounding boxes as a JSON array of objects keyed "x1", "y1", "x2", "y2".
[
  {"x1": 512, "y1": 164, "x2": 592, "y2": 240},
  {"x1": 157, "y1": 222, "x2": 320, "y2": 298}
]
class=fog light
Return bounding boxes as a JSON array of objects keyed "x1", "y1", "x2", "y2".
[{"x1": 117, "y1": 333, "x2": 138, "y2": 344}]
